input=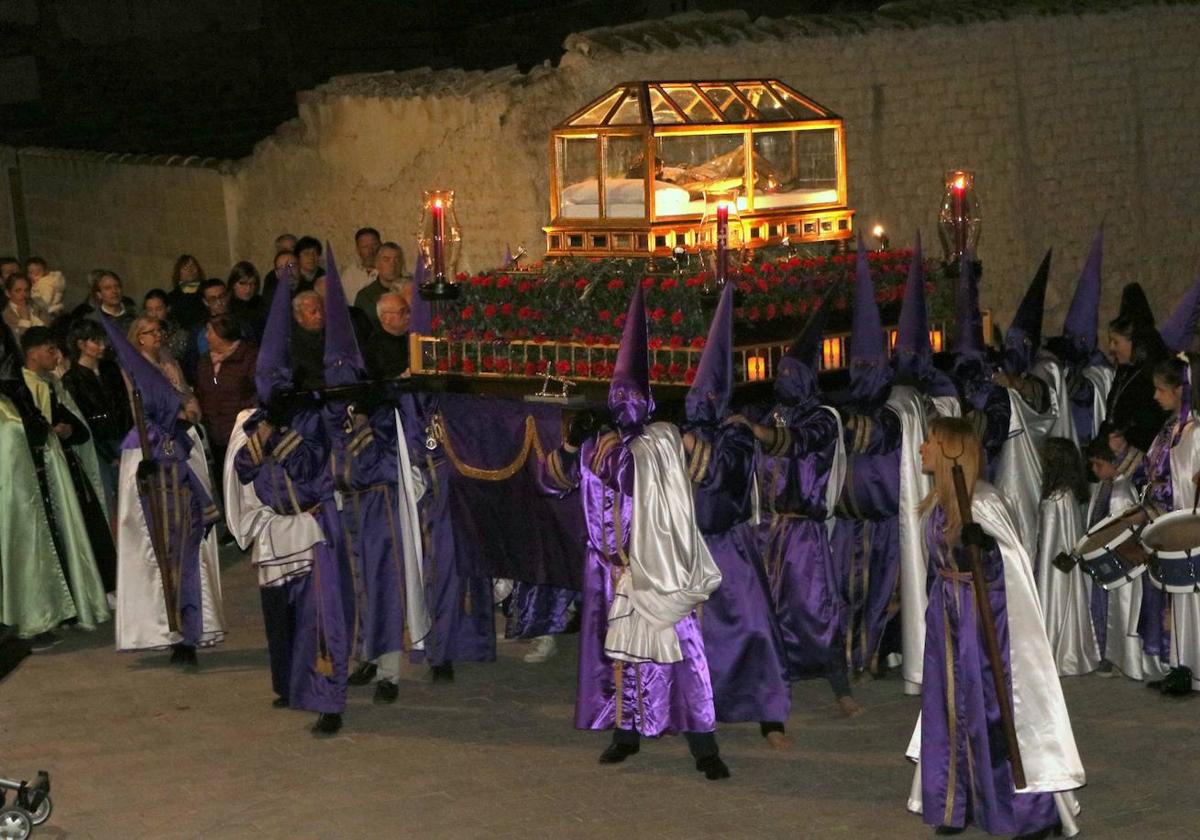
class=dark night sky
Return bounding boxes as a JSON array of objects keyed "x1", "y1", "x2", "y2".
[{"x1": 0, "y1": 0, "x2": 886, "y2": 158}]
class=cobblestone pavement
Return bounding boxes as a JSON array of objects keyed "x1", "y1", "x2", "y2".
[{"x1": 4, "y1": 549, "x2": 1198, "y2": 840}]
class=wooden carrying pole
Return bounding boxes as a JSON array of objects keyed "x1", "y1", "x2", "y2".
[
  {"x1": 131, "y1": 387, "x2": 179, "y2": 632},
  {"x1": 950, "y1": 463, "x2": 1026, "y2": 790}
]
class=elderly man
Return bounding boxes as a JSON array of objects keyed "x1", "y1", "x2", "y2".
[
  {"x1": 341, "y1": 227, "x2": 382, "y2": 302},
  {"x1": 353, "y1": 242, "x2": 405, "y2": 331},
  {"x1": 365, "y1": 291, "x2": 411, "y2": 378},
  {"x1": 291, "y1": 290, "x2": 325, "y2": 390}
]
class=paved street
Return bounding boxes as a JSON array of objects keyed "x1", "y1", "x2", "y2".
[{"x1": 4, "y1": 549, "x2": 1198, "y2": 840}]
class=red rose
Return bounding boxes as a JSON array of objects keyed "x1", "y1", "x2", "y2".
[
  {"x1": 650, "y1": 363, "x2": 666, "y2": 380},
  {"x1": 496, "y1": 275, "x2": 511, "y2": 289},
  {"x1": 690, "y1": 336, "x2": 706, "y2": 349},
  {"x1": 670, "y1": 310, "x2": 683, "y2": 326},
  {"x1": 575, "y1": 278, "x2": 589, "y2": 291},
  {"x1": 518, "y1": 306, "x2": 533, "y2": 320},
  {"x1": 684, "y1": 367, "x2": 698, "y2": 385},
  {"x1": 436, "y1": 358, "x2": 449, "y2": 372},
  {"x1": 669, "y1": 335, "x2": 683, "y2": 349},
  {"x1": 660, "y1": 278, "x2": 677, "y2": 291},
  {"x1": 479, "y1": 274, "x2": 493, "y2": 287},
  {"x1": 556, "y1": 360, "x2": 571, "y2": 376},
  {"x1": 482, "y1": 330, "x2": 495, "y2": 341},
  {"x1": 648, "y1": 337, "x2": 663, "y2": 350},
  {"x1": 575, "y1": 361, "x2": 589, "y2": 377},
  {"x1": 765, "y1": 303, "x2": 777, "y2": 320},
  {"x1": 797, "y1": 300, "x2": 808, "y2": 316},
  {"x1": 747, "y1": 306, "x2": 760, "y2": 321},
  {"x1": 495, "y1": 358, "x2": 511, "y2": 374},
  {"x1": 517, "y1": 281, "x2": 532, "y2": 294},
  {"x1": 756, "y1": 278, "x2": 769, "y2": 293},
  {"x1": 431, "y1": 315, "x2": 443, "y2": 330},
  {"x1": 642, "y1": 277, "x2": 655, "y2": 290},
  {"x1": 501, "y1": 302, "x2": 513, "y2": 316},
  {"x1": 668, "y1": 362, "x2": 683, "y2": 378},
  {"x1": 483, "y1": 304, "x2": 497, "y2": 318},
  {"x1": 523, "y1": 361, "x2": 538, "y2": 376},
  {"x1": 597, "y1": 309, "x2": 611, "y2": 322},
  {"x1": 685, "y1": 276, "x2": 703, "y2": 288},
  {"x1": 607, "y1": 278, "x2": 624, "y2": 291},
  {"x1": 650, "y1": 307, "x2": 665, "y2": 321},
  {"x1": 481, "y1": 357, "x2": 494, "y2": 372},
  {"x1": 459, "y1": 305, "x2": 474, "y2": 320},
  {"x1": 782, "y1": 301, "x2": 794, "y2": 316}
]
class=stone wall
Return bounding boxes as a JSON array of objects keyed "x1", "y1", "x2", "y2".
[
  {"x1": 4, "y1": 3, "x2": 1200, "y2": 325},
  {"x1": 9, "y1": 149, "x2": 233, "y2": 305}
]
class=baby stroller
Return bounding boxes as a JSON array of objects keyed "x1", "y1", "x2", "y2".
[{"x1": 0, "y1": 771, "x2": 51, "y2": 839}]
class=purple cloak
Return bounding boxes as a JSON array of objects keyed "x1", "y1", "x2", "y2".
[
  {"x1": 540, "y1": 435, "x2": 717, "y2": 736},
  {"x1": 831, "y1": 407, "x2": 903, "y2": 673},
  {"x1": 506, "y1": 582, "x2": 577, "y2": 639},
  {"x1": 687, "y1": 422, "x2": 791, "y2": 724},
  {"x1": 757, "y1": 406, "x2": 846, "y2": 680},
  {"x1": 235, "y1": 410, "x2": 348, "y2": 714},
  {"x1": 920, "y1": 507, "x2": 1060, "y2": 835}
]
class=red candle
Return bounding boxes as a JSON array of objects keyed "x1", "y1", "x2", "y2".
[
  {"x1": 431, "y1": 198, "x2": 446, "y2": 279},
  {"x1": 716, "y1": 202, "x2": 729, "y2": 283},
  {"x1": 952, "y1": 174, "x2": 966, "y2": 260}
]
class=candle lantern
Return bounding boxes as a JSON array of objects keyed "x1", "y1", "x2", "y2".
[
  {"x1": 821, "y1": 336, "x2": 842, "y2": 370},
  {"x1": 416, "y1": 189, "x2": 463, "y2": 300},
  {"x1": 697, "y1": 189, "x2": 747, "y2": 297},
  {"x1": 871, "y1": 224, "x2": 889, "y2": 252},
  {"x1": 746, "y1": 355, "x2": 766, "y2": 382},
  {"x1": 929, "y1": 328, "x2": 944, "y2": 353},
  {"x1": 937, "y1": 170, "x2": 981, "y2": 264}
]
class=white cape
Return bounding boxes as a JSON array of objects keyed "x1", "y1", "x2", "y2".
[
  {"x1": 996, "y1": 382, "x2": 1057, "y2": 560},
  {"x1": 392, "y1": 407, "x2": 432, "y2": 647},
  {"x1": 115, "y1": 427, "x2": 226, "y2": 651},
  {"x1": 604, "y1": 422, "x2": 721, "y2": 664},
  {"x1": 905, "y1": 483, "x2": 1086, "y2": 801},
  {"x1": 1036, "y1": 492, "x2": 1100, "y2": 675},
  {"x1": 1166, "y1": 419, "x2": 1200, "y2": 690},
  {"x1": 890, "y1": 385, "x2": 959, "y2": 694},
  {"x1": 222, "y1": 409, "x2": 317, "y2": 587}
]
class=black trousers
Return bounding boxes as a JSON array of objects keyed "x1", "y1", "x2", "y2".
[{"x1": 259, "y1": 582, "x2": 298, "y2": 700}]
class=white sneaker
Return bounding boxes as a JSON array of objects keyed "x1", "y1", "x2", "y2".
[{"x1": 523, "y1": 635, "x2": 557, "y2": 663}]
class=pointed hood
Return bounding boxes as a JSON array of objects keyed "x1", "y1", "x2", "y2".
[
  {"x1": 1002, "y1": 248, "x2": 1051, "y2": 375},
  {"x1": 1116, "y1": 282, "x2": 1155, "y2": 329},
  {"x1": 955, "y1": 250, "x2": 986, "y2": 360},
  {"x1": 408, "y1": 249, "x2": 432, "y2": 334},
  {"x1": 774, "y1": 284, "x2": 834, "y2": 413},
  {"x1": 503, "y1": 244, "x2": 513, "y2": 270},
  {"x1": 100, "y1": 317, "x2": 181, "y2": 431},
  {"x1": 685, "y1": 281, "x2": 733, "y2": 425},
  {"x1": 608, "y1": 281, "x2": 654, "y2": 430},
  {"x1": 255, "y1": 266, "x2": 294, "y2": 405},
  {"x1": 322, "y1": 242, "x2": 365, "y2": 387},
  {"x1": 893, "y1": 232, "x2": 957, "y2": 397},
  {"x1": 848, "y1": 233, "x2": 892, "y2": 406},
  {"x1": 1160, "y1": 274, "x2": 1200, "y2": 353},
  {"x1": 1062, "y1": 227, "x2": 1103, "y2": 354}
]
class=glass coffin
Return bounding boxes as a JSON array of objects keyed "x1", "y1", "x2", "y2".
[{"x1": 546, "y1": 80, "x2": 854, "y2": 257}]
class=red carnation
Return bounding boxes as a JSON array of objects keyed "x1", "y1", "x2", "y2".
[
  {"x1": 650, "y1": 363, "x2": 666, "y2": 381},
  {"x1": 575, "y1": 278, "x2": 589, "y2": 291},
  {"x1": 483, "y1": 304, "x2": 497, "y2": 318},
  {"x1": 650, "y1": 307, "x2": 665, "y2": 321},
  {"x1": 660, "y1": 278, "x2": 678, "y2": 291},
  {"x1": 648, "y1": 337, "x2": 663, "y2": 350},
  {"x1": 756, "y1": 278, "x2": 769, "y2": 293},
  {"x1": 668, "y1": 362, "x2": 683, "y2": 378},
  {"x1": 496, "y1": 275, "x2": 511, "y2": 289},
  {"x1": 669, "y1": 335, "x2": 684, "y2": 349},
  {"x1": 642, "y1": 277, "x2": 655, "y2": 289},
  {"x1": 518, "y1": 306, "x2": 533, "y2": 320},
  {"x1": 598, "y1": 309, "x2": 612, "y2": 322},
  {"x1": 685, "y1": 276, "x2": 703, "y2": 288},
  {"x1": 501, "y1": 302, "x2": 513, "y2": 316},
  {"x1": 670, "y1": 310, "x2": 683, "y2": 326},
  {"x1": 608, "y1": 278, "x2": 624, "y2": 291},
  {"x1": 575, "y1": 360, "x2": 589, "y2": 377},
  {"x1": 690, "y1": 336, "x2": 706, "y2": 349},
  {"x1": 556, "y1": 360, "x2": 571, "y2": 376}
]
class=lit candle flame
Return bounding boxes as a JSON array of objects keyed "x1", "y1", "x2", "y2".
[
  {"x1": 953, "y1": 174, "x2": 966, "y2": 191},
  {"x1": 872, "y1": 224, "x2": 884, "y2": 238}
]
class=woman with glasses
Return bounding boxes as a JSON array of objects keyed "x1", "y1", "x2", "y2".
[
  {"x1": 227, "y1": 261, "x2": 265, "y2": 341},
  {"x1": 127, "y1": 315, "x2": 201, "y2": 423},
  {"x1": 142, "y1": 289, "x2": 191, "y2": 364}
]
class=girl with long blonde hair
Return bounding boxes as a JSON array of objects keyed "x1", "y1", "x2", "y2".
[{"x1": 907, "y1": 416, "x2": 1085, "y2": 839}]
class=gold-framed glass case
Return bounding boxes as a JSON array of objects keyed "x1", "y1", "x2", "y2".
[{"x1": 545, "y1": 80, "x2": 854, "y2": 257}]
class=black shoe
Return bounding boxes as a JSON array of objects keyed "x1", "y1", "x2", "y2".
[
  {"x1": 933, "y1": 828, "x2": 965, "y2": 836},
  {"x1": 28, "y1": 631, "x2": 61, "y2": 652},
  {"x1": 695, "y1": 755, "x2": 730, "y2": 780},
  {"x1": 373, "y1": 680, "x2": 399, "y2": 704},
  {"x1": 170, "y1": 644, "x2": 197, "y2": 668},
  {"x1": 1160, "y1": 666, "x2": 1194, "y2": 696},
  {"x1": 218, "y1": 531, "x2": 236, "y2": 546},
  {"x1": 430, "y1": 662, "x2": 455, "y2": 683},
  {"x1": 598, "y1": 742, "x2": 640, "y2": 764},
  {"x1": 1013, "y1": 822, "x2": 1063, "y2": 840},
  {"x1": 347, "y1": 662, "x2": 377, "y2": 686},
  {"x1": 311, "y1": 713, "x2": 343, "y2": 735},
  {"x1": 272, "y1": 696, "x2": 289, "y2": 709}
]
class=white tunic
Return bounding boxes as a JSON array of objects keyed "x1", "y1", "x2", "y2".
[
  {"x1": 115, "y1": 428, "x2": 226, "y2": 651},
  {"x1": 1164, "y1": 419, "x2": 1200, "y2": 690},
  {"x1": 1035, "y1": 491, "x2": 1100, "y2": 676}
]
